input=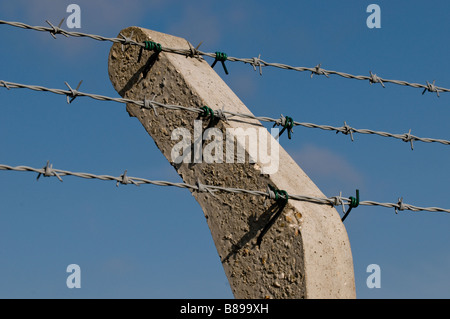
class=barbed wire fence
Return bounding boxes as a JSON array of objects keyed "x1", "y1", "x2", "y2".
[{"x1": 1, "y1": 18, "x2": 450, "y2": 219}]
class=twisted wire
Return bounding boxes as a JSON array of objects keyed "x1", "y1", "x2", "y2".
[
  {"x1": 0, "y1": 162, "x2": 448, "y2": 214},
  {"x1": 0, "y1": 19, "x2": 447, "y2": 95},
  {"x1": 1, "y1": 79, "x2": 448, "y2": 149}
]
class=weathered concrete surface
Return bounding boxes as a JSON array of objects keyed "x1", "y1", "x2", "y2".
[{"x1": 108, "y1": 27, "x2": 356, "y2": 299}]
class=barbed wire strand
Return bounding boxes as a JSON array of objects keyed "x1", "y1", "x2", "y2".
[
  {"x1": 0, "y1": 19, "x2": 447, "y2": 95},
  {"x1": 0, "y1": 162, "x2": 449, "y2": 214},
  {"x1": 1, "y1": 79, "x2": 449, "y2": 149}
]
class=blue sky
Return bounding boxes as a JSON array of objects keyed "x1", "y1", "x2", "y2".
[{"x1": 0, "y1": 0, "x2": 449, "y2": 299}]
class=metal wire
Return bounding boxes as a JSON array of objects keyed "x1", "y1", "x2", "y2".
[
  {"x1": 1, "y1": 79, "x2": 449, "y2": 149},
  {"x1": 0, "y1": 19, "x2": 447, "y2": 95},
  {"x1": 1, "y1": 162, "x2": 448, "y2": 214},
  {"x1": 1, "y1": 20, "x2": 448, "y2": 220}
]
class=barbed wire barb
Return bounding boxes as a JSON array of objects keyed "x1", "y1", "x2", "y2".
[
  {"x1": 339, "y1": 122, "x2": 355, "y2": 142},
  {"x1": 186, "y1": 40, "x2": 203, "y2": 61},
  {"x1": 119, "y1": 30, "x2": 134, "y2": 52},
  {"x1": 310, "y1": 64, "x2": 329, "y2": 78},
  {"x1": 46, "y1": 19, "x2": 68, "y2": 39},
  {"x1": 64, "y1": 80, "x2": 83, "y2": 104},
  {"x1": 143, "y1": 95, "x2": 159, "y2": 115},
  {"x1": 36, "y1": 161, "x2": 63, "y2": 182},
  {"x1": 369, "y1": 71, "x2": 385, "y2": 88},
  {"x1": 402, "y1": 129, "x2": 415, "y2": 150},
  {"x1": 395, "y1": 197, "x2": 405, "y2": 214},
  {"x1": 422, "y1": 80, "x2": 440, "y2": 97}
]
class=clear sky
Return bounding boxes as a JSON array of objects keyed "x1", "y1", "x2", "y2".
[{"x1": 0, "y1": 0, "x2": 449, "y2": 299}]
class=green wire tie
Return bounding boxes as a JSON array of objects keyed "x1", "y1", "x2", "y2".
[
  {"x1": 341, "y1": 189, "x2": 359, "y2": 222},
  {"x1": 143, "y1": 40, "x2": 162, "y2": 53},
  {"x1": 274, "y1": 115, "x2": 294, "y2": 139},
  {"x1": 200, "y1": 105, "x2": 215, "y2": 121},
  {"x1": 268, "y1": 184, "x2": 289, "y2": 202},
  {"x1": 211, "y1": 52, "x2": 229, "y2": 75},
  {"x1": 257, "y1": 185, "x2": 289, "y2": 247}
]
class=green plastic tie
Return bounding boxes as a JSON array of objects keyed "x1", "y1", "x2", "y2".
[
  {"x1": 211, "y1": 52, "x2": 229, "y2": 75},
  {"x1": 342, "y1": 189, "x2": 359, "y2": 222},
  {"x1": 143, "y1": 40, "x2": 162, "y2": 53},
  {"x1": 200, "y1": 105, "x2": 215, "y2": 121},
  {"x1": 268, "y1": 184, "x2": 289, "y2": 203},
  {"x1": 284, "y1": 116, "x2": 294, "y2": 139},
  {"x1": 273, "y1": 115, "x2": 294, "y2": 139},
  {"x1": 257, "y1": 185, "x2": 289, "y2": 246}
]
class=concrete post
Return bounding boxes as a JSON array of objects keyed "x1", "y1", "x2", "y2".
[{"x1": 108, "y1": 27, "x2": 356, "y2": 299}]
